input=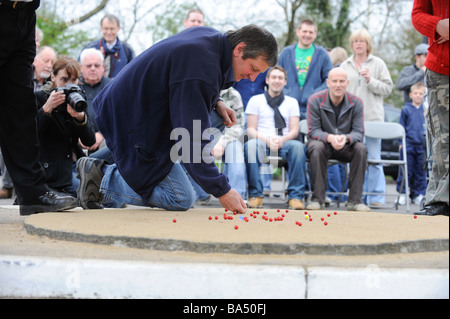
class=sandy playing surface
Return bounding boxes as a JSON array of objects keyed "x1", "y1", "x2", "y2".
[{"x1": 24, "y1": 208, "x2": 449, "y2": 247}]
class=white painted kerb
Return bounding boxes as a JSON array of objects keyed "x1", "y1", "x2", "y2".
[{"x1": 0, "y1": 255, "x2": 448, "y2": 299}]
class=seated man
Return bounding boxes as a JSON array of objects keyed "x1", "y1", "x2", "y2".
[
  {"x1": 306, "y1": 67, "x2": 370, "y2": 211},
  {"x1": 245, "y1": 66, "x2": 307, "y2": 209}
]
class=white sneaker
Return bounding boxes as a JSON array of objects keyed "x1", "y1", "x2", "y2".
[
  {"x1": 396, "y1": 194, "x2": 406, "y2": 205},
  {"x1": 413, "y1": 194, "x2": 424, "y2": 206},
  {"x1": 347, "y1": 202, "x2": 371, "y2": 212}
]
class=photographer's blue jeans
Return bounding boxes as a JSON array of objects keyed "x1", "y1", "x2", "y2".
[
  {"x1": 100, "y1": 162, "x2": 196, "y2": 211},
  {"x1": 244, "y1": 139, "x2": 306, "y2": 200}
]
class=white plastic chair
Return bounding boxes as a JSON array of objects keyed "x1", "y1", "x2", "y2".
[{"x1": 364, "y1": 121, "x2": 410, "y2": 212}]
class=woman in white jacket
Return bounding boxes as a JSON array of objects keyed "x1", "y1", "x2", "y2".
[{"x1": 341, "y1": 29, "x2": 393, "y2": 206}]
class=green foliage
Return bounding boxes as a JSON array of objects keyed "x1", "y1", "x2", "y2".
[
  {"x1": 37, "y1": 12, "x2": 93, "y2": 56},
  {"x1": 306, "y1": 0, "x2": 351, "y2": 49},
  {"x1": 149, "y1": 2, "x2": 202, "y2": 44}
]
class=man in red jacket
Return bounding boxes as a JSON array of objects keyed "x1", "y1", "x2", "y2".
[{"x1": 412, "y1": 0, "x2": 449, "y2": 216}]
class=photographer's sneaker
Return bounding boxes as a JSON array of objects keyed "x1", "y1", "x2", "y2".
[{"x1": 76, "y1": 157, "x2": 105, "y2": 210}]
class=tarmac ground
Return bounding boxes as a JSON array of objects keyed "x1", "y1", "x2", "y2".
[{"x1": 0, "y1": 180, "x2": 448, "y2": 300}]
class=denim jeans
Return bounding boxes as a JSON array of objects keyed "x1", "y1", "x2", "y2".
[
  {"x1": 363, "y1": 136, "x2": 386, "y2": 204},
  {"x1": 94, "y1": 110, "x2": 224, "y2": 210},
  {"x1": 189, "y1": 140, "x2": 247, "y2": 200},
  {"x1": 244, "y1": 138, "x2": 306, "y2": 200},
  {"x1": 100, "y1": 162, "x2": 196, "y2": 211},
  {"x1": 222, "y1": 140, "x2": 247, "y2": 199},
  {"x1": 89, "y1": 146, "x2": 115, "y2": 164}
]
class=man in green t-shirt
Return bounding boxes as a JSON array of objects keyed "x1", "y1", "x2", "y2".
[
  {"x1": 295, "y1": 45, "x2": 315, "y2": 88},
  {"x1": 278, "y1": 19, "x2": 332, "y2": 119}
]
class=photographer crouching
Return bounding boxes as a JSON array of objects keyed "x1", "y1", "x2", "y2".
[{"x1": 35, "y1": 56, "x2": 96, "y2": 198}]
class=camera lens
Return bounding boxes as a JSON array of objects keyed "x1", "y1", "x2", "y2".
[{"x1": 68, "y1": 92, "x2": 87, "y2": 113}]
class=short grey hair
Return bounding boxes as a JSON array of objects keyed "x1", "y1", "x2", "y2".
[
  {"x1": 101, "y1": 14, "x2": 121, "y2": 28},
  {"x1": 80, "y1": 48, "x2": 105, "y2": 64}
]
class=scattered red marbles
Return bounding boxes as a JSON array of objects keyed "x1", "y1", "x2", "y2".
[
  {"x1": 173, "y1": 219, "x2": 177, "y2": 223},
  {"x1": 234, "y1": 225, "x2": 239, "y2": 230},
  {"x1": 324, "y1": 221, "x2": 328, "y2": 226}
]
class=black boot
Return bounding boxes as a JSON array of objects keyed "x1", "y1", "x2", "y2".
[
  {"x1": 20, "y1": 191, "x2": 77, "y2": 216},
  {"x1": 415, "y1": 202, "x2": 449, "y2": 217}
]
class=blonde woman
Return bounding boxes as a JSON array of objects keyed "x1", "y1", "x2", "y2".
[{"x1": 341, "y1": 29, "x2": 393, "y2": 206}]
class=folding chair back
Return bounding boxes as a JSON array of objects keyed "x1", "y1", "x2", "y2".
[{"x1": 364, "y1": 121, "x2": 410, "y2": 212}]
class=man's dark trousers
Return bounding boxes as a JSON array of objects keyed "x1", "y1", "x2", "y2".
[
  {"x1": 0, "y1": 1, "x2": 50, "y2": 204},
  {"x1": 307, "y1": 140, "x2": 368, "y2": 204}
]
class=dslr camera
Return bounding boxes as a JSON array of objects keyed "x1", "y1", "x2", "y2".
[{"x1": 55, "y1": 83, "x2": 88, "y2": 113}]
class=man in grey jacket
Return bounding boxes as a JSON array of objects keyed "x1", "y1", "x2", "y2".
[
  {"x1": 306, "y1": 68, "x2": 370, "y2": 211},
  {"x1": 397, "y1": 43, "x2": 428, "y2": 103}
]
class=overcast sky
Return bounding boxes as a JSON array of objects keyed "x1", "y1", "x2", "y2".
[{"x1": 41, "y1": 0, "x2": 414, "y2": 56}]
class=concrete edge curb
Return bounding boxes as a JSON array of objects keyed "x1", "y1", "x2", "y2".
[
  {"x1": 23, "y1": 221, "x2": 450, "y2": 256},
  {"x1": 0, "y1": 255, "x2": 448, "y2": 299}
]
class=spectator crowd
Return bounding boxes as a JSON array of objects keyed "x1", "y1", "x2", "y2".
[{"x1": 0, "y1": 3, "x2": 448, "y2": 217}]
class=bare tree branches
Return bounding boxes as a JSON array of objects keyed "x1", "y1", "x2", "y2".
[{"x1": 65, "y1": 0, "x2": 109, "y2": 26}]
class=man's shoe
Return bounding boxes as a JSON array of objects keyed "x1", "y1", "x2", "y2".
[
  {"x1": 20, "y1": 191, "x2": 77, "y2": 216},
  {"x1": 76, "y1": 157, "x2": 105, "y2": 210},
  {"x1": 347, "y1": 202, "x2": 371, "y2": 212},
  {"x1": 415, "y1": 202, "x2": 449, "y2": 216},
  {"x1": 306, "y1": 201, "x2": 323, "y2": 210},
  {"x1": 369, "y1": 202, "x2": 383, "y2": 207},
  {"x1": 289, "y1": 198, "x2": 305, "y2": 210},
  {"x1": 248, "y1": 197, "x2": 263, "y2": 208},
  {"x1": 412, "y1": 194, "x2": 424, "y2": 206},
  {"x1": 395, "y1": 194, "x2": 406, "y2": 206},
  {"x1": 0, "y1": 187, "x2": 13, "y2": 199}
]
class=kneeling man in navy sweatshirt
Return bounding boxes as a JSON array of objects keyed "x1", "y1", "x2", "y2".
[{"x1": 76, "y1": 25, "x2": 278, "y2": 214}]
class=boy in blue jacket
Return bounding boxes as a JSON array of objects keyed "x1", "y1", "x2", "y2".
[
  {"x1": 76, "y1": 25, "x2": 278, "y2": 214},
  {"x1": 397, "y1": 82, "x2": 428, "y2": 205}
]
